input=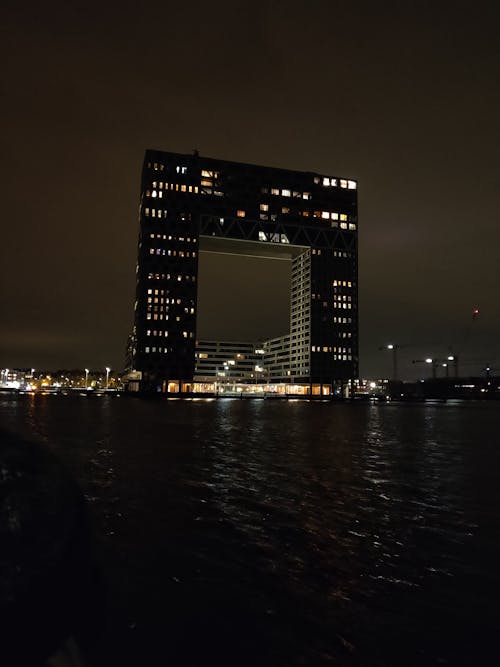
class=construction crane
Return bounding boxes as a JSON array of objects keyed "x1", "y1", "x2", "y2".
[{"x1": 412, "y1": 356, "x2": 458, "y2": 379}]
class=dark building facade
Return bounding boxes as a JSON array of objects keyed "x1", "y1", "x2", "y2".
[{"x1": 128, "y1": 150, "x2": 358, "y2": 392}]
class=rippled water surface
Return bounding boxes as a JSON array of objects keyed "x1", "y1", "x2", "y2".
[{"x1": 1, "y1": 395, "x2": 499, "y2": 666}]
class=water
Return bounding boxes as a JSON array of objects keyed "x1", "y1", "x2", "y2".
[{"x1": 1, "y1": 394, "x2": 499, "y2": 665}]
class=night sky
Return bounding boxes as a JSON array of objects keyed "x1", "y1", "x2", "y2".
[{"x1": 2, "y1": 1, "x2": 499, "y2": 379}]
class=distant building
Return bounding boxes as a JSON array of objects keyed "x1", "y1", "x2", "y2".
[{"x1": 127, "y1": 150, "x2": 358, "y2": 393}]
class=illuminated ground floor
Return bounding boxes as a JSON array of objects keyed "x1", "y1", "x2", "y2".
[{"x1": 161, "y1": 380, "x2": 353, "y2": 397}]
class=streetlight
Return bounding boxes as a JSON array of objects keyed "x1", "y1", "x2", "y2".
[
  {"x1": 382, "y1": 344, "x2": 398, "y2": 381},
  {"x1": 85, "y1": 368, "x2": 89, "y2": 389},
  {"x1": 105, "y1": 367, "x2": 111, "y2": 390}
]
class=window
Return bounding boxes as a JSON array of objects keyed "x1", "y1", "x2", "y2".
[
  {"x1": 282, "y1": 189, "x2": 291, "y2": 197},
  {"x1": 260, "y1": 203, "x2": 269, "y2": 211},
  {"x1": 236, "y1": 210, "x2": 245, "y2": 217}
]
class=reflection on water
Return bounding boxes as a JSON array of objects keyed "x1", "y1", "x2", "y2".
[{"x1": 1, "y1": 395, "x2": 499, "y2": 666}]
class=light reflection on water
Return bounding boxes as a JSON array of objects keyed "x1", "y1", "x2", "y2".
[{"x1": 1, "y1": 395, "x2": 499, "y2": 666}]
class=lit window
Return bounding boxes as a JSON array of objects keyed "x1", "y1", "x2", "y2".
[
  {"x1": 313, "y1": 176, "x2": 320, "y2": 184},
  {"x1": 340, "y1": 222, "x2": 348, "y2": 229},
  {"x1": 258, "y1": 231, "x2": 267, "y2": 241},
  {"x1": 322, "y1": 177, "x2": 330, "y2": 186},
  {"x1": 302, "y1": 192, "x2": 311, "y2": 200},
  {"x1": 321, "y1": 211, "x2": 329, "y2": 219},
  {"x1": 282, "y1": 189, "x2": 290, "y2": 197},
  {"x1": 271, "y1": 188, "x2": 280, "y2": 195},
  {"x1": 237, "y1": 210, "x2": 245, "y2": 217},
  {"x1": 260, "y1": 203, "x2": 269, "y2": 211},
  {"x1": 349, "y1": 223, "x2": 356, "y2": 230},
  {"x1": 340, "y1": 179, "x2": 348, "y2": 188},
  {"x1": 201, "y1": 170, "x2": 213, "y2": 178},
  {"x1": 340, "y1": 214, "x2": 348, "y2": 221},
  {"x1": 348, "y1": 180, "x2": 357, "y2": 189}
]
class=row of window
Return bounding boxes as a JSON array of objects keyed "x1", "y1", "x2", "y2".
[
  {"x1": 332, "y1": 280, "x2": 353, "y2": 287},
  {"x1": 145, "y1": 273, "x2": 196, "y2": 283},
  {"x1": 149, "y1": 234, "x2": 197, "y2": 243},
  {"x1": 312, "y1": 345, "x2": 352, "y2": 353},
  {"x1": 147, "y1": 161, "x2": 356, "y2": 191},
  {"x1": 143, "y1": 203, "x2": 355, "y2": 230},
  {"x1": 143, "y1": 208, "x2": 191, "y2": 222},
  {"x1": 147, "y1": 273, "x2": 168, "y2": 280},
  {"x1": 262, "y1": 188, "x2": 311, "y2": 199},
  {"x1": 145, "y1": 329, "x2": 193, "y2": 339},
  {"x1": 149, "y1": 248, "x2": 196, "y2": 258},
  {"x1": 315, "y1": 176, "x2": 357, "y2": 190}
]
